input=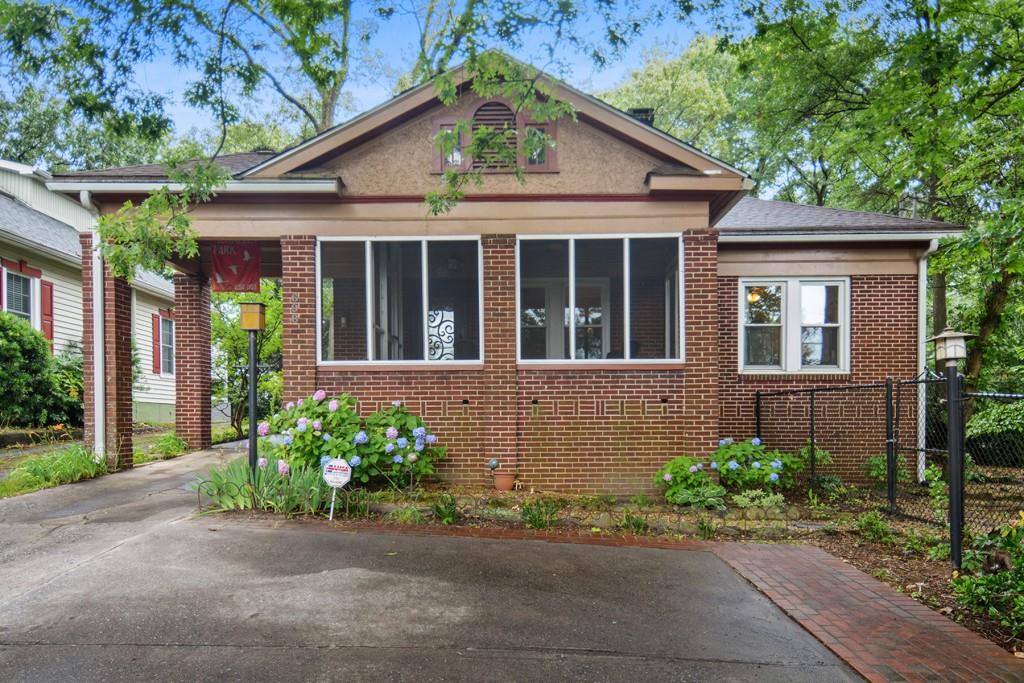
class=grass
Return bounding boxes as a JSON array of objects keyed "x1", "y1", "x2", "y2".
[{"x1": 0, "y1": 445, "x2": 106, "y2": 497}]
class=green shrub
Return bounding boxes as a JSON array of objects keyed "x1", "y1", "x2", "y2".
[
  {"x1": 854, "y1": 510, "x2": 892, "y2": 544},
  {"x1": 952, "y1": 512, "x2": 1024, "y2": 637},
  {"x1": 924, "y1": 464, "x2": 949, "y2": 525},
  {"x1": 619, "y1": 511, "x2": 649, "y2": 534},
  {"x1": 668, "y1": 482, "x2": 726, "y2": 510},
  {"x1": 709, "y1": 438, "x2": 803, "y2": 491},
  {"x1": 431, "y1": 493, "x2": 460, "y2": 525},
  {"x1": 152, "y1": 433, "x2": 189, "y2": 458},
  {"x1": 388, "y1": 507, "x2": 425, "y2": 525},
  {"x1": 521, "y1": 498, "x2": 563, "y2": 529},
  {"x1": 51, "y1": 342, "x2": 84, "y2": 427},
  {"x1": 260, "y1": 393, "x2": 446, "y2": 489},
  {"x1": 697, "y1": 515, "x2": 718, "y2": 540},
  {"x1": 0, "y1": 445, "x2": 106, "y2": 497},
  {"x1": 195, "y1": 458, "x2": 331, "y2": 516},
  {"x1": 862, "y1": 453, "x2": 910, "y2": 486},
  {"x1": 731, "y1": 488, "x2": 784, "y2": 510},
  {"x1": 0, "y1": 313, "x2": 64, "y2": 427}
]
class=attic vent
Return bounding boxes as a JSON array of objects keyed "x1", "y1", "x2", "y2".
[{"x1": 472, "y1": 101, "x2": 516, "y2": 170}]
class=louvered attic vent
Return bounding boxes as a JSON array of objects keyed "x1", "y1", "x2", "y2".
[{"x1": 472, "y1": 101, "x2": 516, "y2": 170}]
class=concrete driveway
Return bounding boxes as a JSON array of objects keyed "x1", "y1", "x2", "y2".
[{"x1": 0, "y1": 449, "x2": 857, "y2": 682}]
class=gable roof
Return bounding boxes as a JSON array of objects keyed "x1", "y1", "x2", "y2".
[
  {"x1": 717, "y1": 197, "x2": 961, "y2": 236},
  {"x1": 0, "y1": 191, "x2": 174, "y2": 298},
  {"x1": 240, "y1": 55, "x2": 750, "y2": 182},
  {"x1": 53, "y1": 152, "x2": 275, "y2": 182}
]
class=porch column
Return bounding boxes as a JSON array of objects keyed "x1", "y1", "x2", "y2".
[
  {"x1": 174, "y1": 272, "x2": 212, "y2": 449},
  {"x1": 683, "y1": 229, "x2": 720, "y2": 453},
  {"x1": 80, "y1": 233, "x2": 134, "y2": 469},
  {"x1": 481, "y1": 235, "x2": 519, "y2": 473},
  {"x1": 281, "y1": 236, "x2": 317, "y2": 402}
]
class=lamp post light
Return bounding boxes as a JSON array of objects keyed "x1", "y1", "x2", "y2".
[
  {"x1": 239, "y1": 302, "x2": 267, "y2": 474},
  {"x1": 926, "y1": 326, "x2": 973, "y2": 569}
]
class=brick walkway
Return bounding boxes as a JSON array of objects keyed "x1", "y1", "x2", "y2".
[{"x1": 714, "y1": 543, "x2": 1024, "y2": 682}]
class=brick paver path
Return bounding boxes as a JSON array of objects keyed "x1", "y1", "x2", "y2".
[{"x1": 714, "y1": 543, "x2": 1024, "y2": 682}]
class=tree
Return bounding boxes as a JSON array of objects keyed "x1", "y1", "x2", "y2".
[{"x1": 211, "y1": 280, "x2": 284, "y2": 437}]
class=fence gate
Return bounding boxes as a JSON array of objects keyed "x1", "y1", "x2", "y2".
[{"x1": 892, "y1": 373, "x2": 949, "y2": 525}]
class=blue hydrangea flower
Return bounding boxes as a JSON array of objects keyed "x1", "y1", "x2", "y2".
[
  {"x1": 414, "y1": 440, "x2": 425, "y2": 452},
  {"x1": 710, "y1": 461, "x2": 718, "y2": 470},
  {"x1": 412, "y1": 426, "x2": 427, "y2": 439},
  {"x1": 769, "y1": 472, "x2": 779, "y2": 482},
  {"x1": 696, "y1": 463, "x2": 704, "y2": 470},
  {"x1": 396, "y1": 437, "x2": 409, "y2": 448},
  {"x1": 752, "y1": 461, "x2": 761, "y2": 469},
  {"x1": 688, "y1": 465, "x2": 698, "y2": 473},
  {"x1": 385, "y1": 442, "x2": 395, "y2": 453},
  {"x1": 323, "y1": 434, "x2": 331, "y2": 442},
  {"x1": 393, "y1": 454, "x2": 404, "y2": 464},
  {"x1": 425, "y1": 434, "x2": 437, "y2": 444},
  {"x1": 718, "y1": 439, "x2": 727, "y2": 447},
  {"x1": 349, "y1": 456, "x2": 361, "y2": 468},
  {"x1": 353, "y1": 430, "x2": 368, "y2": 444},
  {"x1": 727, "y1": 460, "x2": 739, "y2": 470},
  {"x1": 296, "y1": 422, "x2": 307, "y2": 433},
  {"x1": 320, "y1": 455, "x2": 331, "y2": 466},
  {"x1": 751, "y1": 437, "x2": 762, "y2": 446},
  {"x1": 282, "y1": 435, "x2": 293, "y2": 446},
  {"x1": 770, "y1": 459, "x2": 782, "y2": 469},
  {"x1": 386, "y1": 426, "x2": 399, "y2": 440}
]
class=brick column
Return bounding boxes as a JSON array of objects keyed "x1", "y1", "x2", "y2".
[
  {"x1": 481, "y1": 235, "x2": 518, "y2": 472},
  {"x1": 281, "y1": 236, "x2": 317, "y2": 402},
  {"x1": 683, "y1": 229, "x2": 720, "y2": 454},
  {"x1": 174, "y1": 272, "x2": 212, "y2": 450},
  {"x1": 80, "y1": 233, "x2": 134, "y2": 469}
]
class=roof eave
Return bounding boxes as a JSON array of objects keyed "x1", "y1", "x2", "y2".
[{"x1": 718, "y1": 230, "x2": 963, "y2": 243}]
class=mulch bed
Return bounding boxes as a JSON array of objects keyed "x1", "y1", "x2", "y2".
[{"x1": 810, "y1": 530, "x2": 1023, "y2": 655}]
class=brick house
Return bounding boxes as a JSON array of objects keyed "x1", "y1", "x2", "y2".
[{"x1": 48, "y1": 63, "x2": 960, "y2": 489}]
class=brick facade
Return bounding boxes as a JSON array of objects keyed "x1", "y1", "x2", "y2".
[
  {"x1": 80, "y1": 233, "x2": 134, "y2": 469},
  {"x1": 281, "y1": 231, "x2": 725, "y2": 494},
  {"x1": 174, "y1": 272, "x2": 212, "y2": 450}
]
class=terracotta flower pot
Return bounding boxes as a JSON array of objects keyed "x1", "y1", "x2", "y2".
[{"x1": 493, "y1": 472, "x2": 516, "y2": 491}]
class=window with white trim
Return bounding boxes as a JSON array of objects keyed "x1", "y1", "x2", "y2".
[
  {"x1": 517, "y1": 236, "x2": 681, "y2": 361},
  {"x1": 5, "y1": 271, "x2": 32, "y2": 322},
  {"x1": 318, "y1": 239, "x2": 482, "y2": 363},
  {"x1": 160, "y1": 317, "x2": 175, "y2": 375},
  {"x1": 740, "y1": 278, "x2": 849, "y2": 372}
]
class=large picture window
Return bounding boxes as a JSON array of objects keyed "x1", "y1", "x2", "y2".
[
  {"x1": 739, "y1": 278, "x2": 849, "y2": 372},
  {"x1": 318, "y1": 239, "x2": 482, "y2": 363},
  {"x1": 517, "y1": 236, "x2": 681, "y2": 362}
]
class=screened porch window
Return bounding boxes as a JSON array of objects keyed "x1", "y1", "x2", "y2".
[
  {"x1": 319, "y1": 239, "x2": 481, "y2": 363},
  {"x1": 517, "y1": 236, "x2": 681, "y2": 361}
]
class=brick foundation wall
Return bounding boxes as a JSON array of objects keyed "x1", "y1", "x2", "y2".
[
  {"x1": 280, "y1": 232, "x2": 721, "y2": 494},
  {"x1": 718, "y1": 274, "x2": 920, "y2": 482},
  {"x1": 174, "y1": 273, "x2": 212, "y2": 450}
]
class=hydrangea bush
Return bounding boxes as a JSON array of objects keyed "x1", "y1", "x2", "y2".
[
  {"x1": 258, "y1": 392, "x2": 446, "y2": 488},
  {"x1": 709, "y1": 437, "x2": 805, "y2": 491}
]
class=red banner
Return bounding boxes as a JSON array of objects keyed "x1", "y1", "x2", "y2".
[{"x1": 211, "y1": 241, "x2": 261, "y2": 292}]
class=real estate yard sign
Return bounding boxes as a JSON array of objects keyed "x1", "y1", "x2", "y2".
[{"x1": 323, "y1": 458, "x2": 352, "y2": 521}]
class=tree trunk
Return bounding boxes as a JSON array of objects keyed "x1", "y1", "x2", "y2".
[{"x1": 964, "y1": 270, "x2": 1014, "y2": 394}]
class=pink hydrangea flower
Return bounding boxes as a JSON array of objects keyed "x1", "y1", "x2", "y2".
[
  {"x1": 328, "y1": 400, "x2": 339, "y2": 412},
  {"x1": 392, "y1": 400, "x2": 401, "y2": 407},
  {"x1": 663, "y1": 473, "x2": 672, "y2": 482},
  {"x1": 277, "y1": 460, "x2": 290, "y2": 476},
  {"x1": 312, "y1": 420, "x2": 322, "y2": 431},
  {"x1": 313, "y1": 389, "x2": 327, "y2": 402},
  {"x1": 257, "y1": 457, "x2": 268, "y2": 469},
  {"x1": 285, "y1": 402, "x2": 295, "y2": 410},
  {"x1": 297, "y1": 416, "x2": 308, "y2": 425},
  {"x1": 297, "y1": 398, "x2": 304, "y2": 406},
  {"x1": 257, "y1": 421, "x2": 270, "y2": 437},
  {"x1": 386, "y1": 426, "x2": 399, "y2": 440}
]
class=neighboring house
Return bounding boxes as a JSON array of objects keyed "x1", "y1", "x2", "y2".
[
  {"x1": 0, "y1": 160, "x2": 177, "y2": 424},
  {"x1": 49, "y1": 59, "x2": 961, "y2": 487}
]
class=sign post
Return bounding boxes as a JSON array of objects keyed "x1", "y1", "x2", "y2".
[{"x1": 322, "y1": 458, "x2": 352, "y2": 520}]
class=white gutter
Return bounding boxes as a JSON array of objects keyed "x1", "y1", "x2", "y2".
[
  {"x1": 719, "y1": 231, "x2": 961, "y2": 243},
  {"x1": 47, "y1": 179, "x2": 340, "y2": 194},
  {"x1": 79, "y1": 190, "x2": 105, "y2": 460},
  {"x1": 916, "y1": 238, "x2": 940, "y2": 482}
]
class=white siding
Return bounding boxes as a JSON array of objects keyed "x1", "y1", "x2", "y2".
[
  {"x1": 0, "y1": 240, "x2": 82, "y2": 355},
  {"x1": 132, "y1": 290, "x2": 176, "y2": 405},
  {"x1": 0, "y1": 171, "x2": 94, "y2": 230}
]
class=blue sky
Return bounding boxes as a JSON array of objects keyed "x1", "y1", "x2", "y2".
[{"x1": 134, "y1": 5, "x2": 702, "y2": 138}]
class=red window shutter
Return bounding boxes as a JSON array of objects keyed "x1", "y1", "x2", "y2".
[
  {"x1": 151, "y1": 313, "x2": 161, "y2": 374},
  {"x1": 41, "y1": 280, "x2": 54, "y2": 350}
]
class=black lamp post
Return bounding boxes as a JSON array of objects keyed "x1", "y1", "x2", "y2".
[{"x1": 239, "y1": 302, "x2": 266, "y2": 473}]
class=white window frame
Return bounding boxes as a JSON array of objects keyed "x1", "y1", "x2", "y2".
[
  {"x1": 516, "y1": 234, "x2": 685, "y2": 365},
  {"x1": 160, "y1": 315, "x2": 176, "y2": 378},
  {"x1": 520, "y1": 277, "x2": 611, "y2": 360},
  {"x1": 315, "y1": 236, "x2": 485, "y2": 367},
  {"x1": 738, "y1": 276, "x2": 851, "y2": 374},
  {"x1": 1, "y1": 266, "x2": 41, "y2": 330}
]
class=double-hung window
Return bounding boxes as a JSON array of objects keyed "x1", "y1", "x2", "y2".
[
  {"x1": 740, "y1": 278, "x2": 849, "y2": 373},
  {"x1": 517, "y1": 236, "x2": 682, "y2": 362},
  {"x1": 160, "y1": 317, "x2": 175, "y2": 375},
  {"x1": 318, "y1": 238, "x2": 483, "y2": 363},
  {"x1": 1, "y1": 259, "x2": 41, "y2": 330}
]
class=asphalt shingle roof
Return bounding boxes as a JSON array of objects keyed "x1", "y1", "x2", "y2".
[
  {"x1": 718, "y1": 196, "x2": 959, "y2": 234},
  {"x1": 0, "y1": 192, "x2": 174, "y2": 297},
  {"x1": 53, "y1": 152, "x2": 276, "y2": 181}
]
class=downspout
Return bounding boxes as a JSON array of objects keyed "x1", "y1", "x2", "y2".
[
  {"x1": 917, "y1": 238, "x2": 939, "y2": 482},
  {"x1": 81, "y1": 191, "x2": 105, "y2": 460}
]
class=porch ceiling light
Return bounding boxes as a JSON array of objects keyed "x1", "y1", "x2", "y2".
[
  {"x1": 927, "y1": 326, "x2": 973, "y2": 365},
  {"x1": 240, "y1": 302, "x2": 266, "y2": 331}
]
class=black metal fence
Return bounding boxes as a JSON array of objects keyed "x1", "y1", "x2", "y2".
[{"x1": 755, "y1": 373, "x2": 1024, "y2": 545}]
